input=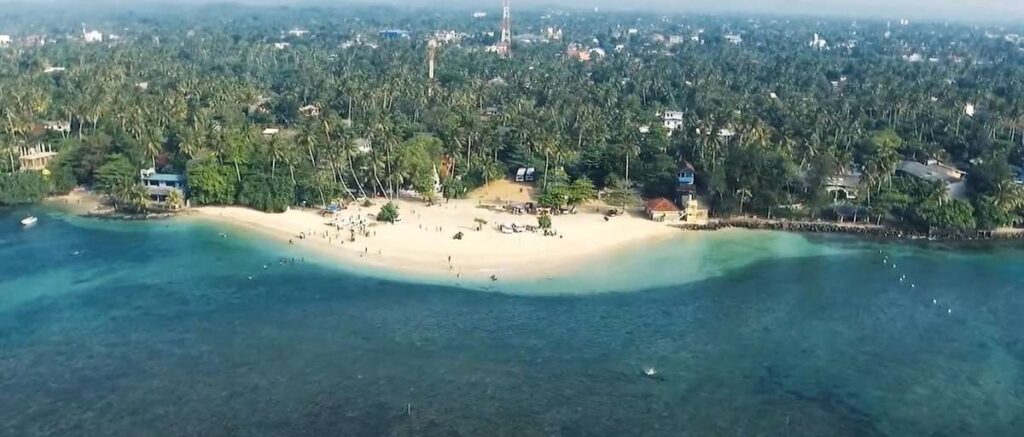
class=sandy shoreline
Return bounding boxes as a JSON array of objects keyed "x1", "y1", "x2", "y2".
[{"x1": 192, "y1": 197, "x2": 680, "y2": 283}]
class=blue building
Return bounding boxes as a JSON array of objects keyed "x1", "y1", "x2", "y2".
[
  {"x1": 676, "y1": 161, "x2": 696, "y2": 194},
  {"x1": 378, "y1": 29, "x2": 410, "y2": 40},
  {"x1": 140, "y1": 168, "x2": 187, "y2": 203}
]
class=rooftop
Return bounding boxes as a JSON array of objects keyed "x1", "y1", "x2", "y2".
[
  {"x1": 645, "y1": 197, "x2": 679, "y2": 212},
  {"x1": 898, "y1": 160, "x2": 964, "y2": 184}
]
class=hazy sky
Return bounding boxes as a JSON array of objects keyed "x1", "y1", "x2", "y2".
[
  {"x1": 325, "y1": 0, "x2": 1024, "y2": 22},
  {"x1": 21, "y1": 0, "x2": 1024, "y2": 23}
]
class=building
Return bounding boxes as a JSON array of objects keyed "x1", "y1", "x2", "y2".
[
  {"x1": 43, "y1": 66, "x2": 66, "y2": 74},
  {"x1": 472, "y1": 11, "x2": 488, "y2": 18},
  {"x1": 287, "y1": 28, "x2": 309, "y2": 37},
  {"x1": 23, "y1": 34, "x2": 45, "y2": 47},
  {"x1": 262, "y1": 128, "x2": 280, "y2": 136},
  {"x1": 646, "y1": 197, "x2": 681, "y2": 222},
  {"x1": 662, "y1": 111, "x2": 684, "y2": 131},
  {"x1": 17, "y1": 145, "x2": 57, "y2": 172},
  {"x1": 379, "y1": 29, "x2": 410, "y2": 40},
  {"x1": 809, "y1": 33, "x2": 828, "y2": 50},
  {"x1": 645, "y1": 196, "x2": 707, "y2": 224},
  {"x1": 140, "y1": 168, "x2": 186, "y2": 203},
  {"x1": 898, "y1": 160, "x2": 967, "y2": 199},
  {"x1": 43, "y1": 120, "x2": 71, "y2": 134},
  {"x1": 676, "y1": 162, "x2": 696, "y2": 194},
  {"x1": 82, "y1": 30, "x2": 103, "y2": 43},
  {"x1": 0, "y1": 35, "x2": 10, "y2": 47},
  {"x1": 298, "y1": 105, "x2": 320, "y2": 117},
  {"x1": 273, "y1": 42, "x2": 290, "y2": 50},
  {"x1": 354, "y1": 138, "x2": 372, "y2": 154},
  {"x1": 825, "y1": 171, "x2": 862, "y2": 201},
  {"x1": 725, "y1": 34, "x2": 743, "y2": 45}
]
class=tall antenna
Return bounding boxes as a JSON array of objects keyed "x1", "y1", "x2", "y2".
[
  {"x1": 499, "y1": 0, "x2": 511, "y2": 58},
  {"x1": 427, "y1": 39, "x2": 437, "y2": 80}
]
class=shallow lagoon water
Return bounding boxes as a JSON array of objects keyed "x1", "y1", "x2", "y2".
[{"x1": 1, "y1": 207, "x2": 1022, "y2": 436}]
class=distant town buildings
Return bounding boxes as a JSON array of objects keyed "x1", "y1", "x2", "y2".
[
  {"x1": 809, "y1": 33, "x2": 828, "y2": 50},
  {"x1": 379, "y1": 29, "x2": 410, "y2": 40},
  {"x1": 82, "y1": 30, "x2": 103, "y2": 43},
  {"x1": 287, "y1": 28, "x2": 309, "y2": 37},
  {"x1": 724, "y1": 34, "x2": 743, "y2": 45},
  {"x1": 472, "y1": 11, "x2": 488, "y2": 18}
]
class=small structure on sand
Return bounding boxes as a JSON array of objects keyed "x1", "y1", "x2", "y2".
[{"x1": 646, "y1": 195, "x2": 708, "y2": 224}]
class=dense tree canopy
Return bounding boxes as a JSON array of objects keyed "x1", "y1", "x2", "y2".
[{"x1": 0, "y1": 4, "x2": 1021, "y2": 227}]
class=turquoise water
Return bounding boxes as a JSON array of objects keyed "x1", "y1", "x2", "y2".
[{"x1": 1, "y1": 206, "x2": 1023, "y2": 436}]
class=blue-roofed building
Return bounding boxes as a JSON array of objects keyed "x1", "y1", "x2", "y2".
[
  {"x1": 676, "y1": 161, "x2": 696, "y2": 195},
  {"x1": 140, "y1": 168, "x2": 187, "y2": 203},
  {"x1": 378, "y1": 29, "x2": 410, "y2": 40}
]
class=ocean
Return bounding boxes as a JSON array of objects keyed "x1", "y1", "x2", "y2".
[{"x1": 1, "y1": 206, "x2": 1022, "y2": 436}]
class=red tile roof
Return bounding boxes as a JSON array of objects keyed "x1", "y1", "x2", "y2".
[{"x1": 645, "y1": 197, "x2": 679, "y2": 212}]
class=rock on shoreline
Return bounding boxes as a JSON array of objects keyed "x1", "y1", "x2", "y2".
[{"x1": 675, "y1": 218, "x2": 1024, "y2": 242}]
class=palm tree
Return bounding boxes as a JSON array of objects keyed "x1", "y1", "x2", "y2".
[{"x1": 736, "y1": 188, "x2": 752, "y2": 214}]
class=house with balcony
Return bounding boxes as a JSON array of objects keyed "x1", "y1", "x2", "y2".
[
  {"x1": 662, "y1": 111, "x2": 684, "y2": 132},
  {"x1": 676, "y1": 161, "x2": 696, "y2": 195},
  {"x1": 140, "y1": 168, "x2": 187, "y2": 203}
]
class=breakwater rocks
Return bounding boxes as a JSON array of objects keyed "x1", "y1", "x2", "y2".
[
  {"x1": 675, "y1": 218, "x2": 1024, "y2": 242},
  {"x1": 85, "y1": 209, "x2": 192, "y2": 221}
]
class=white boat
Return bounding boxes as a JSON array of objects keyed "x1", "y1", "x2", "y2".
[
  {"x1": 643, "y1": 367, "x2": 657, "y2": 377},
  {"x1": 20, "y1": 216, "x2": 38, "y2": 226}
]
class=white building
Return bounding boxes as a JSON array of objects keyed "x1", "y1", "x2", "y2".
[
  {"x1": 472, "y1": 11, "x2": 487, "y2": 18},
  {"x1": 725, "y1": 34, "x2": 743, "y2": 45},
  {"x1": 663, "y1": 111, "x2": 684, "y2": 132},
  {"x1": 287, "y1": 28, "x2": 309, "y2": 37},
  {"x1": 273, "y1": 42, "x2": 290, "y2": 50},
  {"x1": 43, "y1": 66, "x2": 66, "y2": 74},
  {"x1": 82, "y1": 30, "x2": 103, "y2": 43},
  {"x1": 965, "y1": 103, "x2": 976, "y2": 117},
  {"x1": 0, "y1": 35, "x2": 10, "y2": 47},
  {"x1": 43, "y1": 120, "x2": 71, "y2": 133},
  {"x1": 809, "y1": 33, "x2": 828, "y2": 50}
]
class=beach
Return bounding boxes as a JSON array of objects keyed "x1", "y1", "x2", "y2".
[{"x1": 193, "y1": 184, "x2": 679, "y2": 282}]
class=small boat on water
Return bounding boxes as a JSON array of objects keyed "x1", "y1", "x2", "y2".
[
  {"x1": 641, "y1": 366, "x2": 665, "y2": 381},
  {"x1": 20, "y1": 216, "x2": 38, "y2": 226}
]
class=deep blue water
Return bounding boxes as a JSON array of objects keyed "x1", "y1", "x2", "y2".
[{"x1": 1, "y1": 206, "x2": 1023, "y2": 436}]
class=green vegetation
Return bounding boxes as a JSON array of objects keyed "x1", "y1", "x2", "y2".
[
  {"x1": 0, "y1": 5, "x2": 1020, "y2": 231},
  {"x1": 377, "y1": 202, "x2": 400, "y2": 223},
  {"x1": 537, "y1": 213, "x2": 552, "y2": 230},
  {"x1": 0, "y1": 172, "x2": 51, "y2": 206}
]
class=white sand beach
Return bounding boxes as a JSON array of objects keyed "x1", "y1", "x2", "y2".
[{"x1": 194, "y1": 182, "x2": 680, "y2": 282}]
